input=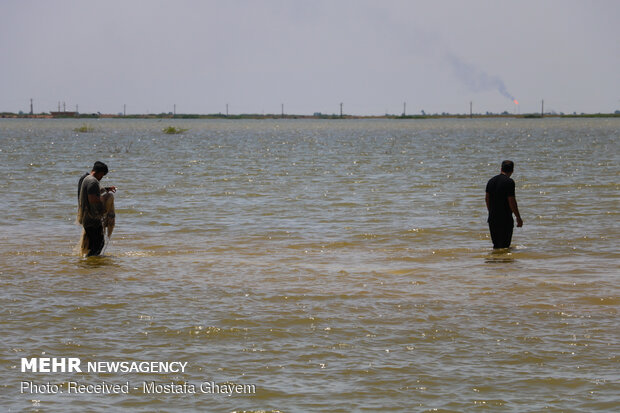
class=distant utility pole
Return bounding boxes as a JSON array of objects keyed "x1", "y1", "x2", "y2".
[
  {"x1": 76, "y1": 104, "x2": 79, "y2": 113},
  {"x1": 58, "y1": 102, "x2": 61, "y2": 112},
  {"x1": 470, "y1": 101, "x2": 473, "y2": 118},
  {"x1": 30, "y1": 98, "x2": 33, "y2": 115},
  {"x1": 63, "y1": 102, "x2": 66, "y2": 112},
  {"x1": 173, "y1": 104, "x2": 176, "y2": 116},
  {"x1": 124, "y1": 104, "x2": 126, "y2": 116},
  {"x1": 403, "y1": 102, "x2": 406, "y2": 116},
  {"x1": 226, "y1": 104, "x2": 229, "y2": 116},
  {"x1": 541, "y1": 99, "x2": 544, "y2": 117},
  {"x1": 281, "y1": 103, "x2": 284, "y2": 117},
  {"x1": 340, "y1": 102, "x2": 343, "y2": 118}
]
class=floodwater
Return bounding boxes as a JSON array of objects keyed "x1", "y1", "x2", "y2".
[{"x1": 0, "y1": 118, "x2": 618, "y2": 412}]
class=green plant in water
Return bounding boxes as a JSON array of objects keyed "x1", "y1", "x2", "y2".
[
  {"x1": 162, "y1": 126, "x2": 189, "y2": 134},
  {"x1": 74, "y1": 124, "x2": 95, "y2": 133}
]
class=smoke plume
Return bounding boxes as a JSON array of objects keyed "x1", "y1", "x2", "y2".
[{"x1": 446, "y1": 53, "x2": 515, "y2": 102}]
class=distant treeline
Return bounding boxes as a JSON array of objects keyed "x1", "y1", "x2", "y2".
[{"x1": 2, "y1": 112, "x2": 620, "y2": 119}]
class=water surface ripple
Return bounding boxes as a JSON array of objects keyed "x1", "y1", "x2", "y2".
[{"x1": 1, "y1": 118, "x2": 618, "y2": 411}]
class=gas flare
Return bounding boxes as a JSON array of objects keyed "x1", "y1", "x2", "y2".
[{"x1": 514, "y1": 99, "x2": 519, "y2": 105}]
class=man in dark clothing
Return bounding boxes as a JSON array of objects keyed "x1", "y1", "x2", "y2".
[
  {"x1": 77, "y1": 161, "x2": 116, "y2": 256},
  {"x1": 485, "y1": 160, "x2": 523, "y2": 249}
]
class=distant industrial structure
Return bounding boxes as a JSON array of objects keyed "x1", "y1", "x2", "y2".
[
  {"x1": 50, "y1": 111, "x2": 79, "y2": 118},
  {"x1": 50, "y1": 101, "x2": 79, "y2": 117},
  {"x1": 2, "y1": 97, "x2": 617, "y2": 119}
]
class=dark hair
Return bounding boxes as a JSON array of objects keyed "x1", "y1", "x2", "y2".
[
  {"x1": 92, "y1": 161, "x2": 108, "y2": 175},
  {"x1": 501, "y1": 160, "x2": 514, "y2": 173}
]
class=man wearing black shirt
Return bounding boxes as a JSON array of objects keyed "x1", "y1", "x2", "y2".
[{"x1": 485, "y1": 160, "x2": 523, "y2": 249}]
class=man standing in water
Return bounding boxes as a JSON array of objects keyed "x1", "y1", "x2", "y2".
[
  {"x1": 77, "y1": 161, "x2": 116, "y2": 256},
  {"x1": 485, "y1": 160, "x2": 523, "y2": 249}
]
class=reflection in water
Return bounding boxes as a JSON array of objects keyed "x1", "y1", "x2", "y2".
[
  {"x1": 76, "y1": 255, "x2": 118, "y2": 269},
  {"x1": 485, "y1": 248, "x2": 516, "y2": 264}
]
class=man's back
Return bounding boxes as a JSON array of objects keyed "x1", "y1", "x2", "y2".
[
  {"x1": 486, "y1": 173, "x2": 515, "y2": 224},
  {"x1": 77, "y1": 172, "x2": 89, "y2": 200}
]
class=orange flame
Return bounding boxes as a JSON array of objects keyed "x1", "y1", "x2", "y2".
[{"x1": 514, "y1": 99, "x2": 519, "y2": 105}]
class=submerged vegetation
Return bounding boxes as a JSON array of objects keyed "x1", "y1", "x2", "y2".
[
  {"x1": 74, "y1": 124, "x2": 95, "y2": 133},
  {"x1": 162, "y1": 126, "x2": 189, "y2": 134}
]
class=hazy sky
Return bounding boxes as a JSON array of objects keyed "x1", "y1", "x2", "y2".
[{"x1": 2, "y1": 0, "x2": 619, "y2": 115}]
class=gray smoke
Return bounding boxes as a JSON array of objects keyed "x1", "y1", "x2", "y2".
[{"x1": 446, "y1": 53, "x2": 516, "y2": 102}]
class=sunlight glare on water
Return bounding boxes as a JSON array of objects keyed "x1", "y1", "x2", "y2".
[{"x1": 0, "y1": 118, "x2": 618, "y2": 411}]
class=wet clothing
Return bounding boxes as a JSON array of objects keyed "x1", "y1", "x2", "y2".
[
  {"x1": 486, "y1": 173, "x2": 516, "y2": 248},
  {"x1": 83, "y1": 224, "x2": 105, "y2": 256},
  {"x1": 78, "y1": 173, "x2": 105, "y2": 256},
  {"x1": 488, "y1": 221, "x2": 513, "y2": 250},
  {"x1": 78, "y1": 173, "x2": 88, "y2": 199}
]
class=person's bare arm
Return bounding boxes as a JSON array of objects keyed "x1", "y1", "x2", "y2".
[{"x1": 508, "y1": 196, "x2": 523, "y2": 227}]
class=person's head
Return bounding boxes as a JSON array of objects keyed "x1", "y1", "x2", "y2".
[
  {"x1": 91, "y1": 161, "x2": 108, "y2": 181},
  {"x1": 501, "y1": 160, "x2": 514, "y2": 175}
]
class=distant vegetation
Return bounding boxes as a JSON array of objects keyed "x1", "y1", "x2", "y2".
[
  {"x1": 560, "y1": 113, "x2": 620, "y2": 118},
  {"x1": 2, "y1": 111, "x2": 620, "y2": 120},
  {"x1": 74, "y1": 124, "x2": 95, "y2": 133},
  {"x1": 162, "y1": 126, "x2": 189, "y2": 134}
]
